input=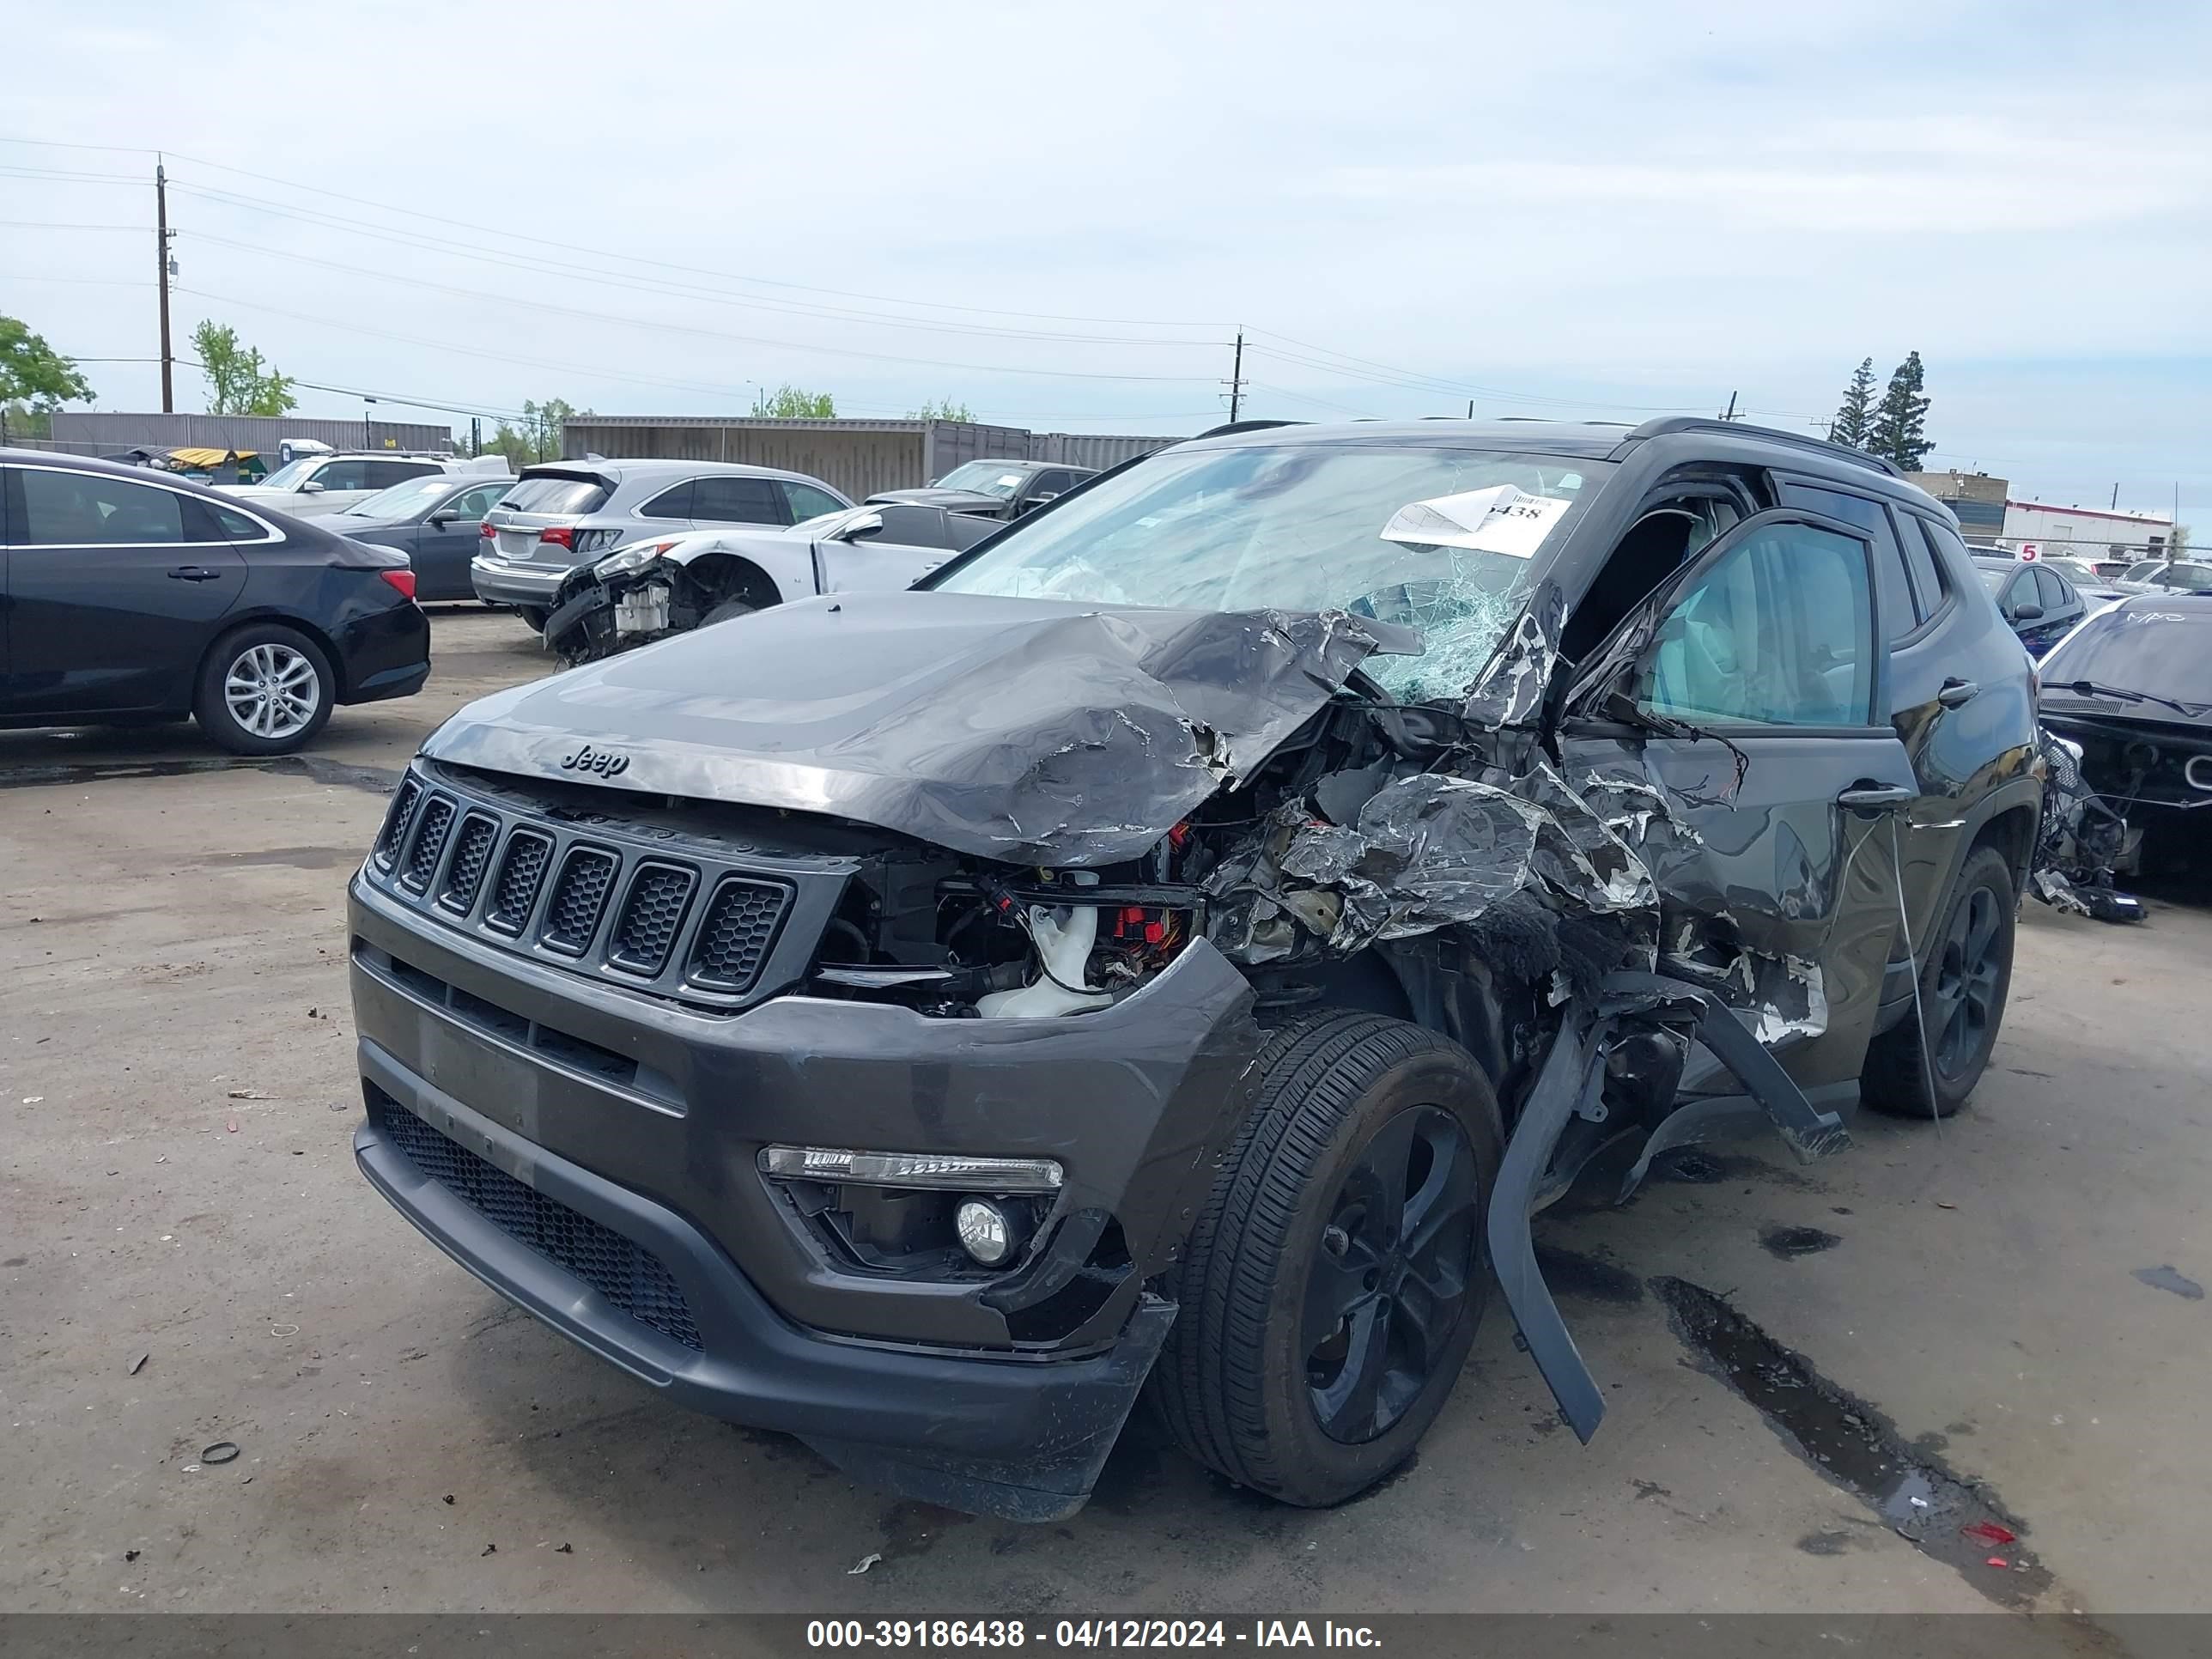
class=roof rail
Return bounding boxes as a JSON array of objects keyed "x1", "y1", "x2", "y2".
[
  {"x1": 1193, "y1": 419, "x2": 1308, "y2": 439},
  {"x1": 1608, "y1": 416, "x2": 1903, "y2": 477}
]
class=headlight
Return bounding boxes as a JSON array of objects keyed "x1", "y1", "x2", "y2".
[{"x1": 592, "y1": 540, "x2": 678, "y2": 579}]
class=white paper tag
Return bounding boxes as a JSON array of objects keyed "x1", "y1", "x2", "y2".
[{"x1": 1379, "y1": 486, "x2": 1570, "y2": 559}]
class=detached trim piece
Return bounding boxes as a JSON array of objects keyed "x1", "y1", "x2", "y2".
[{"x1": 1487, "y1": 971, "x2": 1850, "y2": 1443}]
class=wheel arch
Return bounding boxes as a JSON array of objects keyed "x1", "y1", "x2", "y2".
[
  {"x1": 198, "y1": 609, "x2": 348, "y2": 698},
  {"x1": 677, "y1": 551, "x2": 789, "y2": 611}
]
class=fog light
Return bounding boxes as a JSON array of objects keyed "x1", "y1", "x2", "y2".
[{"x1": 956, "y1": 1198, "x2": 1020, "y2": 1267}]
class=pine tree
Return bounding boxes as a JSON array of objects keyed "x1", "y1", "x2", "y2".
[
  {"x1": 1830, "y1": 358, "x2": 1876, "y2": 448},
  {"x1": 1869, "y1": 351, "x2": 1934, "y2": 470}
]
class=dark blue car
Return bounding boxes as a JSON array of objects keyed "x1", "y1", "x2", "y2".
[{"x1": 1973, "y1": 556, "x2": 2087, "y2": 655}]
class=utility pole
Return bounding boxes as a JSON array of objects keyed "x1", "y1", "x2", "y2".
[
  {"x1": 1226, "y1": 329, "x2": 1244, "y2": 422},
  {"x1": 2112, "y1": 483, "x2": 2119, "y2": 509},
  {"x1": 1466, "y1": 400, "x2": 1474, "y2": 420},
  {"x1": 1720, "y1": 390, "x2": 1738, "y2": 422},
  {"x1": 155, "y1": 158, "x2": 175, "y2": 413},
  {"x1": 471, "y1": 416, "x2": 481, "y2": 459}
]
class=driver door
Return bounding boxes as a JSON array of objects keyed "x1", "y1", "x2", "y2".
[{"x1": 1558, "y1": 508, "x2": 1918, "y2": 1102}]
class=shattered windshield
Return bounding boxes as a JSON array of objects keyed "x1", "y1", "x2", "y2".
[
  {"x1": 934, "y1": 461, "x2": 1029, "y2": 499},
  {"x1": 931, "y1": 443, "x2": 1607, "y2": 702}
]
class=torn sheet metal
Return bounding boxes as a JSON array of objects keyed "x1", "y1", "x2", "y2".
[
  {"x1": 422, "y1": 590, "x2": 1417, "y2": 866},
  {"x1": 2028, "y1": 726, "x2": 2145, "y2": 923},
  {"x1": 1461, "y1": 580, "x2": 1565, "y2": 731}
]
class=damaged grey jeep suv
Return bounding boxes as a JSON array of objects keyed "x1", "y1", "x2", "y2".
[{"x1": 349, "y1": 416, "x2": 2038, "y2": 1521}]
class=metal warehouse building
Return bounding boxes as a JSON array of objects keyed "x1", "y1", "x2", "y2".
[{"x1": 559, "y1": 416, "x2": 1188, "y2": 502}]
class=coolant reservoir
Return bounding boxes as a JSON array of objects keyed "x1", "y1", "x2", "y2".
[{"x1": 978, "y1": 905, "x2": 1113, "y2": 1018}]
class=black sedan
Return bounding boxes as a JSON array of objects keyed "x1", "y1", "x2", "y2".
[
  {"x1": 325, "y1": 471, "x2": 515, "y2": 600},
  {"x1": 1, "y1": 448, "x2": 430, "y2": 755},
  {"x1": 2039, "y1": 594, "x2": 2212, "y2": 876},
  {"x1": 1972, "y1": 556, "x2": 2088, "y2": 656}
]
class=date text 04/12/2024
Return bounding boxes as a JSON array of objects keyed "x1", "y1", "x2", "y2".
[{"x1": 805, "y1": 1621, "x2": 1383, "y2": 1649}]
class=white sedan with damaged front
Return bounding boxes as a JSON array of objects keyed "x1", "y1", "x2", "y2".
[{"x1": 542, "y1": 501, "x2": 1002, "y2": 664}]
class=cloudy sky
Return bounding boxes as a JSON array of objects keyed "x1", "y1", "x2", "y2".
[{"x1": 5, "y1": 0, "x2": 2206, "y2": 517}]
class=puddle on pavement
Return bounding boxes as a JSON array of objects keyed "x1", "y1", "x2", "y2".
[
  {"x1": 0, "y1": 754, "x2": 398, "y2": 793},
  {"x1": 1651, "y1": 1275, "x2": 2051, "y2": 1607},
  {"x1": 1653, "y1": 1148, "x2": 1824, "y2": 1191},
  {"x1": 2131, "y1": 1264, "x2": 2204, "y2": 1300},
  {"x1": 1761, "y1": 1224, "x2": 1842, "y2": 1259}
]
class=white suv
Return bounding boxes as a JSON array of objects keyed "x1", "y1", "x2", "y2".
[{"x1": 220, "y1": 453, "x2": 512, "y2": 519}]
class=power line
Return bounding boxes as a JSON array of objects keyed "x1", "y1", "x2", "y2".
[
  {"x1": 163, "y1": 252, "x2": 1211, "y2": 384},
  {"x1": 164, "y1": 182, "x2": 1225, "y2": 351}
]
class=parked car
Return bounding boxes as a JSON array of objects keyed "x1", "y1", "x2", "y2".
[
  {"x1": 0, "y1": 448, "x2": 429, "y2": 754},
  {"x1": 868, "y1": 458, "x2": 1097, "y2": 520},
  {"x1": 471, "y1": 460, "x2": 851, "y2": 628},
  {"x1": 1973, "y1": 554, "x2": 2088, "y2": 654},
  {"x1": 331, "y1": 473, "x2": 517, "y2": 602},
  {"x1": 543, "y1": 501, "x2": 1000, "y2": 662},
  {"x1": 350, "y1": 417, "x2": 2037, "y2": 1523},
  {"x1": 2039, "y1": 594, "x2": 2212, "y2": 878},
  {"x1": 219, "y1": 452, "x2": 508, "y2": 520},
  {"x1": 2107, "y1": 557, "x2": 2212, "y2": 596}
]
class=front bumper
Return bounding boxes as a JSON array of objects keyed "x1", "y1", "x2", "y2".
[
  {"x1": 356, "y1": 1048, "x2": 1175, "y2": 1519},
  {"x1": 347, "y1": 860, "x2": 1261, "y2": 1516},
  {"x1": 471, "y1": 555, "x2": 572, "y2": 607}
]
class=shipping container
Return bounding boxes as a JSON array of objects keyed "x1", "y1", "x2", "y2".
[
  {"x1": 46, "y1": 410, "x2": 455, "y2": 459},
  {"x1": 560, "y1": 416, "x2": 1189, "y2": 501}
]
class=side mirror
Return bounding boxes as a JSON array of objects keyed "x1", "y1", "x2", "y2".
[
  {"x1": 1026, "y1": 491, "x2": 1060, "y2": 508},
  {"x1": 428, "y1": 512, "x2": 455, "y2": 527},
  {"x1": 2012, "y1": 602, "x2": 2045, "y2": 623},
  {"x1": 839, "y1": 512, "x2": 884, "y2": 542},
  {"x1": 301, "y1": 480, "x2": 326, "y2": 495}
]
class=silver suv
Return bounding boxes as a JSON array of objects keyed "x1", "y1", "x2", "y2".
[{"x1": 471, "y1": 459, "x2": 852, "y2": 624}]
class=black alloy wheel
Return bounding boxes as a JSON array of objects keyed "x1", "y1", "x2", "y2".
[{"x1": 1304, "y1": 1106, "x2": 1482, "y2": 1444}]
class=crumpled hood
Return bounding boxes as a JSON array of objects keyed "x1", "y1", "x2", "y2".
[
  {"x1": 866, "y1": 487, "x2": 1009, "y2": 515},
  {"x1": 422, "y1": 589, "x2": 1413, "y2": 865}
]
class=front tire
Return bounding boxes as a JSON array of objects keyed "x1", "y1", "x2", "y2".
[
  {"x1": 193, "y1": 623, "x2": 336, "y2": 757},
  {"x1": 1861, "y1": 844, "x2": 2015, "y2": 1118},
  {"x1": 1152, "y1": 1012, "x2": 1502, "y2": 1506}
]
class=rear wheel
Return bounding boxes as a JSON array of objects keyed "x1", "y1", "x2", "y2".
[
  {"x1": 1861, "y1": 844, "x2": 2015, "y2": 1118},
  {"x1": 193, "y1": 623, "x2": 335, "y2": 757},
  {"x1": 1151, "y1": 1011, "x2": 1501, "y2": 1506},
  {"x1": 517, "y1": 605, "x2": 550, "y2": 631}
]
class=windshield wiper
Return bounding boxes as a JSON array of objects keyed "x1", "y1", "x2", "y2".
[{"x1": 2047, "y1": 679, "x2": 2208, "y2": 719}]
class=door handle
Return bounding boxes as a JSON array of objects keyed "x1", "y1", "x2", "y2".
[
  {"x1": 167, "y1": 565, "x2": 224, "y2": 581},
  {"x1": 1937, "y1": 678, "x2": 1979, "y2": 708},
  {"x1": 1837, "y1": 782, "x2": 1917, "y2": 811}
]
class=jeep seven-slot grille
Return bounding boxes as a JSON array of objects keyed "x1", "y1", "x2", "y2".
[
  {"x1": 370, "y1": 1088, "x2": 701, "y2": 1350},
  {"x1": 401, "y1": 796, "x2": 456, "y2": 890},
  {"x1": 437, "y1": 812, "x2": 499, "y2": 915},
  {"x1": 361, "y1": 769, "x2": 806, "y2": 1006},
  {"x1": 689, "y1": 878, "x2": 789, "y2": 993},
  {"x1": 542, "y1": 847, "x2": 617, "y2": 955},
  {"x1": 374, "y1": 777, "x2": 422, "y2": 866},
  {"x1": 608, "y1": 863, "x2": 696, "y2": 975},
  {"x1": 486, "y1": 830, "x2": 554, "y2": 934}
]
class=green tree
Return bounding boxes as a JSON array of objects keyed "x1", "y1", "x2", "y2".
[
  {"x1": 906, "y1": 397, "x2": 976, "y2": 422},
  {"x1": 0, "y1": 313, "x2": 94, "y2": 411},
  {"x1": 750, "y1": 384, "x2": 836, "y2": 418},
  {"x1": 1868, "y1": 351, "x2": 1934, "y2": 470},
  {"x1": 479, "y1": 398, "x2": 585, "y2": 466},
  {"x1": 1830, "y1": 357, "x2": 1875, "y2": 449},
  {"x1": 192, "y1": 320, "x2": 296, "y2": 416}
]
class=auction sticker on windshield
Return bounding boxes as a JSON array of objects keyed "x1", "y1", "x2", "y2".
[{"x1": 1378, "y1": 485, "x2": 1570, "y2": 558}]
